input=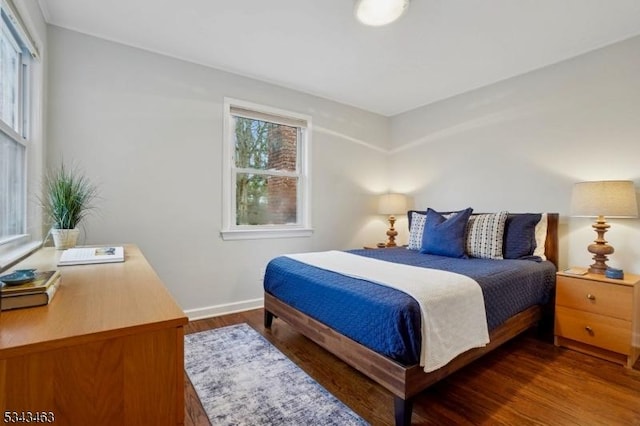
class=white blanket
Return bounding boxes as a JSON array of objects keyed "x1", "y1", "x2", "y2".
[{"x1": 285, "y1": 251, "x2": 490, "y2": 372}]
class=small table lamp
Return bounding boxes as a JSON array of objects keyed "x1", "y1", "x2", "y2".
[
  {"x1": 570, "y1": 180, "x2": 638, "y2": 274},
  {"x1": 378, "y1": 193, "x2": 408, "y2": 247}
]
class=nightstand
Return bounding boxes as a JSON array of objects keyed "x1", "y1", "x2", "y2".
[{"x1": 554, "y1": 269, "x2": 640, "y2": 368}]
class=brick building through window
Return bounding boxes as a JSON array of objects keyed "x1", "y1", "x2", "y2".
[{"x1": 266, "y1": 125, "x2": 298, "y2": 224}]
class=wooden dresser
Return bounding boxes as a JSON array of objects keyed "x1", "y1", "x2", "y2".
[
  {"x1": 555, "y1": 270, "x2": 640, "y2": 368},
  {"x1": 0, "y1": 244, "x2": 188, "y2": 425}
]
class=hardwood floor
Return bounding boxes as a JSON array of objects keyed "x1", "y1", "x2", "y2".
[{"x1": 184, "y1": 308, "x2": 640, "y2": 425}]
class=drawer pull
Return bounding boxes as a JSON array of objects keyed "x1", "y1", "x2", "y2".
[
  {"x1": 586, "y1": 294, "x2": 596, "y2": 301},
  {"x1": 584, "y1": 326, "x2": 594, "y2": 336}
]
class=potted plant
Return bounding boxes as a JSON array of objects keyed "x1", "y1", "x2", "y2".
[{"x1": 41, "y1": 163, "x2": 98, "y2": 249}]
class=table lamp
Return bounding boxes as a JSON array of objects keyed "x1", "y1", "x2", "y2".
[
  {"x1": 570, "y1": 180, "x2": 638, "y2": 274},
  {"x1": 378, "y1": 193, "x2": 408, "y2": 247}
]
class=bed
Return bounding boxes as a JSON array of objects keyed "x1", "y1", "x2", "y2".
[{"x1": 263, "y1": 211, "x2": 559, "y2": 425}]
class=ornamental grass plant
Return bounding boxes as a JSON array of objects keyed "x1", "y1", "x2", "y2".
[{"x1": 42, "y1": 163, "x2": 98, "y2": 230}]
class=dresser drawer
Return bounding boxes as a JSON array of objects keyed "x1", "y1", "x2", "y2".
[
  {"x1": 555, "y1": 306, "x2": 631, "y2": 355},
  {"x1": 556, "y1": 276, "x2": 633, "y2": 320}
]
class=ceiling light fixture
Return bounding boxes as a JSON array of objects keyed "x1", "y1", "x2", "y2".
[{"x1": 354, "y1": 0, "x2": 410, "y2": 27}]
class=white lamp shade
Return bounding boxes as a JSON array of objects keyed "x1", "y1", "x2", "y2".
[
  {"x1": 378, "y1": 193, "x2": 408, "y2": 215},
  {"x1": 570, "y1": 180, "x2": 638, "y2": 218},
  {"x1": 354, "y1": 0, "x2": 410, "y2": 26}
]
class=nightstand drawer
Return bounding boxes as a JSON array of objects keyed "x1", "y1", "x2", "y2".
[
  {"x1": 555, "y1": 306, "x2": 631, "y2": 355},
  {"x1": 556, "y1": 276, "x2": 633, "y2": 320}
]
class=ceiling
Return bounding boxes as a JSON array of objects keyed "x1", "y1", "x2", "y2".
[{"x1": 38, "y1": 0, "x2": 640, "y2": 117}]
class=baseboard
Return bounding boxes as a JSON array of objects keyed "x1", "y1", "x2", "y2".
[{"x1": 184, "y1": 297, "x2": 264, "y2": 321}]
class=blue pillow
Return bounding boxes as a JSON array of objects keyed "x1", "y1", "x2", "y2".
[
  {"x1": 420, "y1": 208, "x2": 473, "y2": 258},
  {"x1": 407, "y1": 209, "x2": 456, "y2": 230},
  {"x1": 503, "y1": 213, "x2": 541, "y2": 259}
]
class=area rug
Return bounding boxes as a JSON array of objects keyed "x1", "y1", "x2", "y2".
[{"x1": 184, "y1": 323, "x2": 368, "y2": 425}]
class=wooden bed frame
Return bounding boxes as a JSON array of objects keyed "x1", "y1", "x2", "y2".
[{"x1": 264, "y1": 213, "x2": 559, "y2": 425}]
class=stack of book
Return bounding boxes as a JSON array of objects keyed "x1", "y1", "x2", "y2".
[{"x1": 1, "y1": 270, "x2": 62, "y2": 311}]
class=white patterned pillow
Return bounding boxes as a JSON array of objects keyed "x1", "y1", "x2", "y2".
[
  {"x1": 465, "y1": 211, "x2": 509, "y2": 259},
  {"x1": 407, "y1": 212, "x2": 426, "y2": 250}
]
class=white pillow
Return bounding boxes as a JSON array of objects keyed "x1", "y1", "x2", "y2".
[
  {"x1": 407, "y1": 212, "x2": 426, "y2": 250},
  {"x1": 532, "y1": 213, "x2": 547, "y2": 261},
  {"x1": 465, "y1": 211, "x2": 509, "y2": 259}
]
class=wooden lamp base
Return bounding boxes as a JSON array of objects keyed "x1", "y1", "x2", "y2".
[
  {"x1": 385, "y1": 215, "x2": 398, "y2": 247},
  {"x1": 587, "y1": 216, "x2": 614, "y2": 274}
]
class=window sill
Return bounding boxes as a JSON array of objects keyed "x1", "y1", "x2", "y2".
[
  {"x1": 220, "y1": 228, "x2": 314, "y2": 241},
  {"x1": 0, "y1": 240, "x2": 43, "y2": 271}
]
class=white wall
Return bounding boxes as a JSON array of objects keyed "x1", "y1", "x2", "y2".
[
  {"x1": 46, "y1": 26, "x2": 390, "y2": 317},
  {"x1": 47, "y1": 25, "x2": 640, "y2": 316},
  {"x1": 389, "y1": 35, "x2": 640, "y2": 273}
]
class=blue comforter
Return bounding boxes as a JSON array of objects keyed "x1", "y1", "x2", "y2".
[{"x1": 264, "y1": 247, "x2": 556, "y2": 365}]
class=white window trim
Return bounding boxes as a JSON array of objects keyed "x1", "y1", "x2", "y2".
[
  {"x1": 0, "y1": 118, "x2": 24, "y2": 144},
  {"x1": 0, "y1": 0, "x2": 43, "y2": 271},
  {"x1": 220, "y1": 98, "x2": 313, "y2": 241}
]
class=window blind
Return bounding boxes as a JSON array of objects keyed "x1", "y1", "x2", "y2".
[
  {"x1": 230, "y1": 106, "x2": 307, "y2": 129},
  {"x1": 2, "y1": 0, "x2": 39, "y2": 59}
]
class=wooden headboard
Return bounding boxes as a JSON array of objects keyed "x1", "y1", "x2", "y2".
[{"x1": 545, "y1": 213, "x2": 559, "y2": 271}]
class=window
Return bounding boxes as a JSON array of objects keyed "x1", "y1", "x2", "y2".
[
  {"x1": 221, "y1": 98, "x2": 312, "y2": 240},
  {"x1": 0, "y1": 130, "x2": 25, "y2": 239},
  {"x1": 0, "y1": 0, "x2": 40, "y2": 266}
]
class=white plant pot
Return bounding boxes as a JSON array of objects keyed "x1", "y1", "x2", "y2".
[{"x1": 51, "y1": 228, "x2": 80, "y2": 250}]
